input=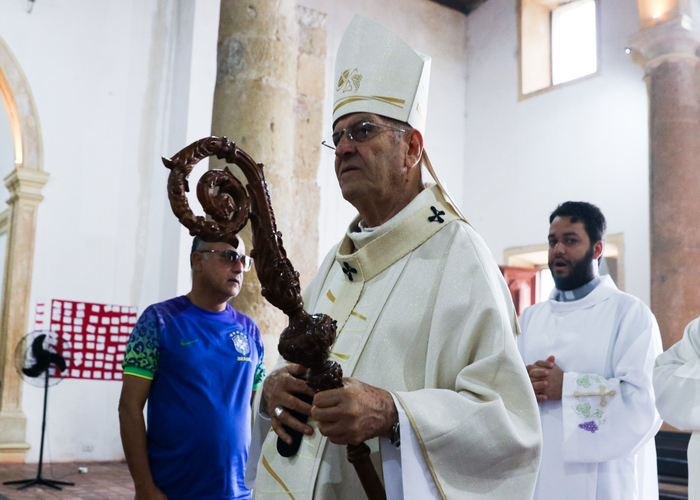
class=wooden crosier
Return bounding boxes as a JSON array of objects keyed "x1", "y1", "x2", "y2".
[{"x1": 163, "y1": 136, "x2": 386, "y2": 500}]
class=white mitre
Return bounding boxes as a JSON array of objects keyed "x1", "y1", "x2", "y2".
[
  {"x1": 333, "y1": 16, "x2": 431, "y2": 136},
  {"x1": 333, "y1": 16, "x2": 466, "y2": 222}
]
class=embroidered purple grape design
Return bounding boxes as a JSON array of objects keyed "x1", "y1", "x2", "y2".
[{"x1": 579, "y1": 421, "x2": 598, "y2": 433}]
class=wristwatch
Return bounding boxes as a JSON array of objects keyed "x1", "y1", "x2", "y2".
[{"x1": 389, "y1": 420, "x2": 401, "y2": 448}]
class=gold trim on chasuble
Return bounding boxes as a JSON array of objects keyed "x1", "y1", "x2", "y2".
[
  {"x1": 259, "y1": 196, "x2": 458, "y2": 498},
  {"x1": 326, "y1": 289, "x2": 367, "y2": 321},
  {"x1": 260, "y1": 455, "x2": 301, "y2": 499},
  {"x1": 326, "y1": 289, "x2": 366, "y2": 360},
  {"x1": 323, "y1": 199, "x2": 458, "y2": 344},
  {"x1": 394, "y1": 393, "x2": 448, "y2": 500},
  {"x1": 325, "y1": 290, "x2": 366, "y2": 320}
]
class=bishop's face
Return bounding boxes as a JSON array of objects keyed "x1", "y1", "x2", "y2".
[
  {"x1": 332, "y1": 112, "x2": 409, "y2": 211},
  {"x1": 548, "y1": 216, "x2": 601, "y2": 291}
]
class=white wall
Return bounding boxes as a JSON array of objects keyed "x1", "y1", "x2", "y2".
[
  {"x1": 0, "y1": 0, "x2": 220, "y2": 462},
  {"x1": 463, "y1": 0, "x2": 650, "y2": 303},
  {"x1": 297, "y1": 0, "x2": 470, "y2": 261},
  {"x1": 175, "y1": 1, "x2": 220, "y2": 297}
]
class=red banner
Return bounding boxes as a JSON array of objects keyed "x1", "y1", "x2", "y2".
[{"x1": 34, "y1": 299, "x2": 138, "y2": 381}]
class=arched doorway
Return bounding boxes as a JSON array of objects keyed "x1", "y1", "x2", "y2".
[{"x1": 0, "y1": 35, "x2": 49, "y2": 462}]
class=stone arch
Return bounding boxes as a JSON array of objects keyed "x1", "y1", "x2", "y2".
[
  {"x1": 0, "y1": 35, "x2": 49, "y2": 462},
  {"x1": 0, "y1": 38, "x2": 42, "y2": 171}
]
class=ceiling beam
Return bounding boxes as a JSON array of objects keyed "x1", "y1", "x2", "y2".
[{"x1": 429, "y1": 0, "x2": 489, "y2": 15}]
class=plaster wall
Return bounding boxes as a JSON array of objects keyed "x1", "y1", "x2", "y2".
[
  {"x1": 0, "y1": 106, "x2": 12, "y2": 203},
  {"x1": 0, "y1": 0, "x2": 220, "y2": 462},
  {"x1": 297, "y1": 0, "x2": 470, "y2": 261},
  {"x1": 463, "y1": 0, "x2": 651, "y2": 303}
]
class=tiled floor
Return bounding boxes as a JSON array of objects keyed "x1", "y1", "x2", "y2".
[
  {"x1": 0, "y1": 462, "x2": 133, "y2": 500},
  {"x1": 0, "y1": 461, "x2": 689, "y2": 500}
]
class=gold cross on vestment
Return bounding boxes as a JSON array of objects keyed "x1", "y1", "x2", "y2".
[{"x1": 573, "y1": 385, "x2": 617, "y2": 407}]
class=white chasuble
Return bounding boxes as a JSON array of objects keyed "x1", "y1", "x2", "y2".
[
  {"x1": 248, "y1": 185, "x2": 542, "y2": 499},
  {"x1": 518, "y1": 276, "x2": 662, "y2": 500},
  {"x1": 654, "y1": 316, "x2": 700, "y2": 500}
]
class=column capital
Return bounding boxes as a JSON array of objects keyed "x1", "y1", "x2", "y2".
[
  {"x1": 4, "y1": 168, "x2": 49, "y2": 204},
  {"x1": 628, "y1": 16, "x2": 700, "y2": 70}
]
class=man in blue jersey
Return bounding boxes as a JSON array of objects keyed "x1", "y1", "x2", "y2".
[{"x1": 119, "y1": 236, "x2": 265, "y2": 500}]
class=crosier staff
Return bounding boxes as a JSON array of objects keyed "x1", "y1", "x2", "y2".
[{"x1": 162, "y1": 136, "x2": 386, "y2": 500}]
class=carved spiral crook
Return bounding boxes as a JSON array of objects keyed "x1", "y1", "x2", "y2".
[
  {"x1": 163, "y1": 137, "x2": 249, "y2": 246},
  {"x1": 163, "y1": 136, "x2": 385, "y2": 500}
]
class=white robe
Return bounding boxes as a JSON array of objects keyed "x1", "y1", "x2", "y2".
[
  {"x1": 653, "y1": 316, "x2": 700, "y2": 500},
  {"x1": 518, "y1": 276, "x2": 662, "y2": 500},
  {"x1": 246, "y1": 185, "x2": 542, "y2": 499}
]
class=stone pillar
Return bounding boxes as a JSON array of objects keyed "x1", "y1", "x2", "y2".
[
  {"x1": 0, "y1": 168, "x2": 49, "y2": 461},
  {"x1": 629, "y1": 20, "x2": 700, "y2": 349},
  {"x1": 212, "y1": 0, "x2": 325, "y2": 368}
]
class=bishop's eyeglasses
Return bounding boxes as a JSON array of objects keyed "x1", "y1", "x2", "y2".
[
  {"x1": 321, "y1": 120, "x2": 406, "y2": 150},
  {"x1": 197, "y1": 249, "x2": 253, "y2": 272}
]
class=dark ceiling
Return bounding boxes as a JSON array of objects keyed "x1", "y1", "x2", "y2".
[{"x1": 430, "y1": 0, "x2": 489, "y2": 15}]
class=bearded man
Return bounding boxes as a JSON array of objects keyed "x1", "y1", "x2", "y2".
[{"x1": 517, "y1": 201, "x2": 662, "y2": 500}]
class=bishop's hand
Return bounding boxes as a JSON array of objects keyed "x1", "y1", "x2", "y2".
[
  {"x1": 263, "y1": 364, "x2": 316, "y2": 445},
  {"x1": 311, "y1": 377, "x2": 398, "y2": 446},
  {"x1": 526, "y1": 355, "x2": 564, "y2": 402}
]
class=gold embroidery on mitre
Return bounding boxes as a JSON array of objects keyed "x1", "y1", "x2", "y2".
[
  {"x1": 337, "y1": 68, "x2": 362, "y2": 93},
  {"x1": 327, "y1": 289, "x2": 336, "y2": 302},
  {"x1": 333, "y1": 95, "x2": 406, "y2": 114}
]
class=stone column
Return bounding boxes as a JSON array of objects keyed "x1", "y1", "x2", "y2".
[
  {"x1": 0, "y1": 168, "x2": 49, "y2": 461},
  {"x1": 212, "y1": 0, "x2": 325, "y2": 368},
  {"x1": 629, "y1": 20, "x2": 700, "y2": 349}
]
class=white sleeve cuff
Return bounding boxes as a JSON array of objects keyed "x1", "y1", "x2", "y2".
[{"x1": 380, "y1": 394, "x2": 440, "y2": 499}]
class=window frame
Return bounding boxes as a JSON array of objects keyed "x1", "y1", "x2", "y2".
[{"x1": 517, "y1": 0, "x2": 602, "y2": 100}]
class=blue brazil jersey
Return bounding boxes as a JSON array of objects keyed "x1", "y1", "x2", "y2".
[{"x1": 123, "y1": 296, "x2": 264, "y2": 500}]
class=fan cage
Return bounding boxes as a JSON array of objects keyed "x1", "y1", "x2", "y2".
[{"x1": 14, "y1": 330, "x2": 70, "y2": 386}]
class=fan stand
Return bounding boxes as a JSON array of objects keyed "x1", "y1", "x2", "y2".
[{"x1": 3, "y1": 370, "x2": 74, "y2": 490}]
